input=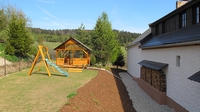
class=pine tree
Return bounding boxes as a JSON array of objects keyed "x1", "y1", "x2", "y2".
[
  {"x1": 75, "y1": 23, "x2": 91, "y2": 47},
  {"x1": 92, "y1": 12, "x2": 119, "y2": 65},
  {"x1": 6, "y1": 10, "x2": 34, "y2": 57},
  {"x1": 113, "y1": 49, "x2": 125, "y2": 68},
  {"x1": 0, "y1": 9, "x2": 9, "y2": 41},
  {"x1": 0, "y1": 9, "x2": 7, "y2": 31}
]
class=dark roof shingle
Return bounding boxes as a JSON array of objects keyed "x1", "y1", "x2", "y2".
[
  {"x1": 188, "y1": 71, "x2": 200, "y2": 83},
  {"x1": 138, "y1": 60, "x2": 168, "y2": 70},
  {"x1": 140, "y1": 24, "x2": 200, "y2": 49}
]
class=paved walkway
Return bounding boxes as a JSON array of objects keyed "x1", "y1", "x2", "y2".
[{"x1": 119, "y1": 72, "x2": 175, "y2": 112}]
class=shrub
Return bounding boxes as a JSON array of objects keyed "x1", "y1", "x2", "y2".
[
  {"x1": 6, "y1": 55, "x2": 20, "y2": 62},
  {"x1": 90, "y1": 54, "x2": 96, "y2": 65}
]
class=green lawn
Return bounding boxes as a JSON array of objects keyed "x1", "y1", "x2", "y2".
[
  {"x1": 43, "y1": 41, "x2": 61, "y2": 49},
  {"x1": 0, "y1": 64, "x2": 97, "y2": 112},
  {"x1": 33, "y1": 41, "x2": 61, "y2": 49}
]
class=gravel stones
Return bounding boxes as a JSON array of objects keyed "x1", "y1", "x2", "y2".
[{"x1": 119, "y1": 72, "x2": 175, "y2": 112}]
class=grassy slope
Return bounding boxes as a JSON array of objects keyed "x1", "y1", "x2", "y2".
[
  {"x1": 0, "y1": 64, "x2": 97, "y2": 112},
  {"x1": 0, "y1": 42, "x2": 97, "y2": 111},
  {"x1": 43, "y1": 41, "x2": 62, "y2": 49},
  {"x1": 33, "y1": 41, "x2": 61, "y2": 49}
]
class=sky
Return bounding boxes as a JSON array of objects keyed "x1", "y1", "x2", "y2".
[{"x1": 1, "y1": 0, "x2": 178, "y2": 33}]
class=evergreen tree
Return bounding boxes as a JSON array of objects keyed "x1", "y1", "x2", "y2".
[
  {"x1": 6, "y1": 10, "x2": 34, "y2": 57},
  {"x1": 75, "y1": 23, "x2": 92, "y2": 47},
  {"x1": 0, "y1": 9, "x2": 9, "y2": 41},
  {"x1": 92, "y1": 12, "x2": 118, "y2": 65},
  {"x1": 90, "y1": 54, "x2": 96, "y2": 65},
  {"x1": 113, "y1": 49, "x2": 125, "y2": 68},
  {"x1": 0, "y1": 9, "x2": 7, "y2": 31}
]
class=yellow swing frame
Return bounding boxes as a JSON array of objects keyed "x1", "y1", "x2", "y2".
[{"x1": 28, "y1": 45, "x2": 55, "y2": 76}]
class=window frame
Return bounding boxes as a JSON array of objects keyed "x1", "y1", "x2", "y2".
[
  {"x1": 193, "y1": 4, "x2": 200, "y2": 24},
  {"x1": 196, "y1": 6, "x2": 199, "y2": 23},
  {"x1": 181, "y1": 12, "x2": 187, "y2": 28}
]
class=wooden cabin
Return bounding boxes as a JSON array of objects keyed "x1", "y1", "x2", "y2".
[{"x1": 54, "y1": 37, "x2": 91, "y2": 67}]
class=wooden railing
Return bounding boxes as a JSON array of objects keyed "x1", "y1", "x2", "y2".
[
  {"x1": 56, "y1": 58, "x2": 89, "y2": 66},
  {"x1": 56, "y1": 58, "x2": 64, "y2": 65},
  {"x1": 72, "y1": 58, "x2": 88, "y2": 65}
]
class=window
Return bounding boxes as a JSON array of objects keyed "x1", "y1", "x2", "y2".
[
  {"x1": 196, "y1": 7, "x2": 199, "y2": 23},
  {"x1": 162, "y1": 21, "x2": 166, "y2": 34},
  {"x1": 176, "y1": 56, "x2": 180, "y2": 67},
  {"x1": 192, "y1": 5, "x2": 200, "y2": 24},
  {"x1": 155, "y1": 25, "x2": 159, "y2": 36},
  {"x1": 181, "y1": 13, "x2": 187, "y2": 27}
]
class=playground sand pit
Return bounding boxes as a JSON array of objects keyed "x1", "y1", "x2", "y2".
[{"x1": 61, "y1": 68, "x2": 136, "y2": 112}]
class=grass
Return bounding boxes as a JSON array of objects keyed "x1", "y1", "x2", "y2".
[
  {"x1": 0, "y1": 63, "x2": 97, "y2": 112},
  {"x1": 93, "y1": 98, "x2": 99, "y2": 105},
  {"x1": 43, "y1": 41, "x2": 61, "y2": 49},
  {"x1": 67, "y1": 92, "x2": 77, "y2": 99},
  {"x1": 66, "y1": 92, "x2": 77, "y2": 105},
  {"x1": 101, "y1": 66, "x2": 111, "y2": 71},
  {"x1": 32, "y1": 41, "x2": 61, "y2": 50},
  {"x1": 0, "y1": 43, "x2": 20, "y2": 62},
  {"x1": 0, "y1": 43, "x2": 4, "y2": 51}
]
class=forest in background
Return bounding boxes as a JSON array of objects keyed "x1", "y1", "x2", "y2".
[
  {"x1": 0, "y1": 5, "x2": 141, "y2": 67},
  {"x1": 30, "y1": 27, "x2": 141, "y2": 47}
]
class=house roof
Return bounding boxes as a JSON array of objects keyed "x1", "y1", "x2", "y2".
[
  {"x1": 188, "y1": 71, "x2": 200, "y2": 83},
  {"x1": 127, "y1": 28, "x2": 151, "y2": 47},
  {"x1": 54, "y1": 37, "x2": 92, "y2": 51},
  {"x1": 140, "y1": 23, "x2": 200, "y2": 49},
  {"x1": 149, "y1": 0, "x2": 197, "y2": 27},
  {"x1": 138, "y1": 60, "x2": 168, "y2": 70}
]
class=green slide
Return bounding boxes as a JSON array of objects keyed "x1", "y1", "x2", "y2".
[{"x1": 45, "y1": 59, "x2": 68, "y2": 77}]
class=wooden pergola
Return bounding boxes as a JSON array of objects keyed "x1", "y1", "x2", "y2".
[{"x1": 54, "y1": 37, "x2": 91, "y2": 67}]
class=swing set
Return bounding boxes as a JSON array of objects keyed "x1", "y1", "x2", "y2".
[{"x1": 28, "y1": 45, "x2": 68, "y2": 76}]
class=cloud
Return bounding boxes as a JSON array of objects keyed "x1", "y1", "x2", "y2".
[
  {"x1": 37, "y1": 0, "x2": 55, "y2": 4},
  {"x1": 40, "y1": 7, "x2": 60, "y2": 21},
  {"x1": 38, "y1": 6, "x2": 67, "y2": 29}
]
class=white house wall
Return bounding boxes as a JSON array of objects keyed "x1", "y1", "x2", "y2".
[
  {"x1": 127, "y1": 45, "x2": 200, "y2": 112},
  {"x1": 127, "y1": 44, "x2": 141, "y2": 78}
]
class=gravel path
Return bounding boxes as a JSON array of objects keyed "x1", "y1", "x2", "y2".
[{"x1": 119, "y1": 72, "x2": 175, "y2": 112}]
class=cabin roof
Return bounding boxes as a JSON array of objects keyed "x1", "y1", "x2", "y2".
[{"x1": 54, "y1": 37, "x2": 92, "y2": 51}]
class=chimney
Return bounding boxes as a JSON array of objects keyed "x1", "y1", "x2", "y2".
[{"x1": 176, "y1": 0, "x2": 190, "y2": 8}]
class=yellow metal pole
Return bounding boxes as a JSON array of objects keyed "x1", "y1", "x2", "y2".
[
  {"x1": 37, "y1": 59, "x2": 43, "y2": 72},
  {"x1": 28, "y1": 48, "x2": 40, "y2": 76},
  {"x1": 39, "y1": 45, "x2": 51, "y2": 76}
]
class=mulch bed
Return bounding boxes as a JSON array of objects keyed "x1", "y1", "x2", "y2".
[{"x1": 60, "y1": 68, "x2": 136, "y2": 112}]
